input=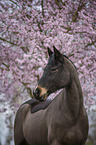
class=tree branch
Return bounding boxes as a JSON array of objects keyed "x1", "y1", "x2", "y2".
[
  {"x1": 41, "y1": 0, "x2": 44, "y2": 17},
  {"x1": 18, "y1": 79, "x2": 34, "y2": 98},
  {"x1": 0, "y1": 37, "x2": 18, "y2": 46},
  {"x1": 85, "y1": 40, "x2": 96, "y2": 48},
  {"x1": 72, "y1": 0, "x2": 85, "y2": 22}
]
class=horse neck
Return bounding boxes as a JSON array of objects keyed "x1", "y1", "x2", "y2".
[{"x1": 61, "y1": 67, "x2": 83, "y2": 122}]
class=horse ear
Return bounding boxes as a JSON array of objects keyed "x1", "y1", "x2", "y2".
[
  {"x1": 47, "y1": 47, "x2": 53, "y2": 57},
  {"x1": 53, "y1": 46, "x2": 64, "y2": 63}
]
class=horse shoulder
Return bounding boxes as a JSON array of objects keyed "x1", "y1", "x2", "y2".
[{"x1": 14, "y1": 104, "x2": 30, "y2": 145}]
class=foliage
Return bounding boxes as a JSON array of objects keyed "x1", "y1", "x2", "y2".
[{"x1": 0, "y1": 0, "x2": 96, "y2": 107}]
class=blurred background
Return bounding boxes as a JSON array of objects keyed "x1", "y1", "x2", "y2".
[{"x1": 0, "y1": 0, "x2": 96, "y2": 145}]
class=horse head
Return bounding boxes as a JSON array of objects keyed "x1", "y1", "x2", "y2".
[{"x1": 33, "y1": 46, "x2": 71, "y2": 101}]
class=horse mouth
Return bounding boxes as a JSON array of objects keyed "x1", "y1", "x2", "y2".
[{"x1": 39, "y1": 93, "x2": 47, "y2": 102}]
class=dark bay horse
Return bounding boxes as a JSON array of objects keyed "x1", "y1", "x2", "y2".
[{"x1": 14, "y1": 46, "x2": 89, "y2": 145}]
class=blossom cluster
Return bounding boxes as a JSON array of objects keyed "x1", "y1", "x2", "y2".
[{"x1": 0, "y1": 0, "x2": 96, "y2": 107}]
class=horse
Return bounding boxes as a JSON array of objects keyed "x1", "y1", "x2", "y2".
[{"x1": 14, "y1": 46, "x2": 89, "y2": 145}]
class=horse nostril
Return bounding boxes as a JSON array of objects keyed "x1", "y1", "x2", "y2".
[
  {"x1": 33, "y1": 88, "x2": 40, "y2": 97},
  {"x1": 36, "y1": 88, "x2": 40, "y2": 94}
]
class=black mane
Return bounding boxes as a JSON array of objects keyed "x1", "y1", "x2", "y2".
[
  {"x1": 22, "y1": 98, "x2": 52, "y2": 113},
  {"x1": 63, "y1": 55, "x2": 77, "y2": 71}
]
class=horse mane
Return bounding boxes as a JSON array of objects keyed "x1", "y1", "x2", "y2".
[
  {"x1": 63, "y1": 55, "x2": 77, "y2": 71},
  {"x1": 22, "y1": 98, "x2": 52, "y2": 113}
]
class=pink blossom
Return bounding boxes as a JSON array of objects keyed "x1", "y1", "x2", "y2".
[{"x1": 0, "y1": 0, "x2": 96, "y2": 107}]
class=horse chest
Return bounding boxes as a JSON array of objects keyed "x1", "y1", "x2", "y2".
[{"x1": 49, "y1": 124, "x2": 84, "y2": 145}]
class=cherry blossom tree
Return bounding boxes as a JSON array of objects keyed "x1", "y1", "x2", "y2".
[{"x1": 0, "y1": 0, "x2": 96, "y2": 108}]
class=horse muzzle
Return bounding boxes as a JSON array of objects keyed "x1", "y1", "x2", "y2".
[{"x1": 33, "y1": 86, "x2": 48, "y2": 101}]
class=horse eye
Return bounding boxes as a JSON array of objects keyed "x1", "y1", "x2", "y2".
[{"x1": 51, "y1": 68, "x2": 59, "y2": 72}]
